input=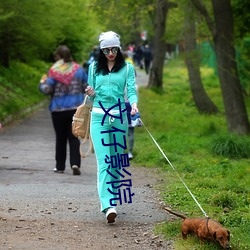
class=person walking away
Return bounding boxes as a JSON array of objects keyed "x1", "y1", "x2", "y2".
[
  {"x1": 143, "y1": 44, "x2": 152, "y2": 74},
  {"x1": 134, "y1": 44, "x2": 144, "y2": 69},
  {"x1": 86, "y1": 46, "x2": 99, "y2": 71},
  {"x1": 85, "y1": 31, "x2": 138, "y2": 223},
  {"x1": 39, "y1": 45, "x2": 88, "y2": 175}
]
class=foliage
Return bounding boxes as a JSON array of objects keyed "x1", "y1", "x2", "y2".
[
  {"x1": 0, "y1": 60, "x2": 49, "y2": 122},
  {"x1": 236, "y1": 37, "x2": 250, "y2": 95},
  {"x1": 232, "y1": 0, "x2": 250, "y2": 95},
  {"x1": 133, "y1": 58, "x2": 250, "y2": 249},
  {"x1": 164, "y1": 1, "x2": 184, "y2": 44},
  {"x1": 92, "y1": 0, "x2": 155, "y2": 46},
  {"x1": 0, "y1": 0, "x2": 100, "y2": 66},
  {"x1": 210, "y1": 134, "x2": 250, "y2": 159},
  {"x1": 232, "y1": 0, "x2": 250, "y2": 39}
]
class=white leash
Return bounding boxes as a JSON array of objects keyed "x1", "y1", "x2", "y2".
[{"x1": 139, "y1": 118, "x2": 209, "y2": 218}]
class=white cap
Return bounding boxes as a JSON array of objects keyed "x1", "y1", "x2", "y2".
[{"x1": 99, "y1": 31, "x2": 121, "y2": 49}]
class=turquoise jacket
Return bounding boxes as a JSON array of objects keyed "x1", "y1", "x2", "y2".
[{"x1": 87, "y1": 62, "x2": 138, "y2": 110}]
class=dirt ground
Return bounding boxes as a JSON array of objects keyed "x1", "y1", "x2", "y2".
[
  {"x1": 0, "y1": 217, "x2": 174, "y2": 250},
  {"x1": 0, "y1": 172, "x2": 173, "y2": 250},
  {"x1": 0, "y1": 82, "x2": 174, "y2": 249},
  {"x1": 0, "y1": 159, "x2": 173, "y2": 250}
]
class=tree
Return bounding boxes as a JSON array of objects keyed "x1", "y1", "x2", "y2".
[
  {"x1": 232, "y1": 0, "x2": 250, "y2": 40},
  {"x1": 184, "y1": 1, "x2": 218, "y2": 114},
  {"x1": 191, "y1": 0, "x2": 250, "y2": 134},
  {"x1": 91, "y1": 0, "x2": 155, "y2": 47},
  {"x1": 148, "y1": 0, "x2": 177, "y2": 89},
  {"x1": 232, "y1": 0, "x2": 250, "y2": 96},
  {"x1": 0, "y1": 0, "x2": 98, "y2": 66}
]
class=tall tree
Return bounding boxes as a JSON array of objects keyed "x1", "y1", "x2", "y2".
[
  {"x1": 148, "y1": 0, "x2": 176, "y2": 89},
  {"x1": 191, "y1": 0, "x2": 250, "y2": 134},
  {"x1": 184, "y1": 1, "x2": 218, "y2": 114}
]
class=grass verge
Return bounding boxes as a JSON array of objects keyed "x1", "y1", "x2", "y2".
[{"x1": 0, "y1": 60, "x2": 50, "y2": 125}]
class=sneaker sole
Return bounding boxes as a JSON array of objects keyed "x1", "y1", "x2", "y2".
[{"x1": 107, "y1": 212, "x2": 117, "y2": 223}]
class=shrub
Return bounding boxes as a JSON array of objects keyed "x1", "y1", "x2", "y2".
[
  {"x1": 210, "y1": 135, "x2": 250, "y2": 159},
  {"x1": 210, "y1": 191, "x2": 237, "y2": 209}
]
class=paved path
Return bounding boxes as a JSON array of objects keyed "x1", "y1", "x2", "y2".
[
  {"x1": 0, "y1": 70, "x2": 173, "y2": 249},
  {"x1": 0, "y1": 106, "x2": 164, "y2": 223},
  {"x1": 135, "y1": 68, "x2": 149, "y2": 88}
]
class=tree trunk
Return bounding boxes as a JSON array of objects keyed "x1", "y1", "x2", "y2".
[
  {"x1": 191, "y1": 0, "x2": 250, "y2": 134},
  {"x1": 212, "y1": 0, "x2": 250, "y2": 134},
  {"x1": 184, "y1": 4, "x2": 218, "y2": 114},
  {"x1": 147, "y1": 0, "x2": 169, "y2": 89}
]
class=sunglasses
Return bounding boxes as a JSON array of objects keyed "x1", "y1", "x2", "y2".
[{"x1": 102, "y1": 47, "x2": 119, "y2": 55}]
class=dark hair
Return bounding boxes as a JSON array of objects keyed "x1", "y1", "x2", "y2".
[
  {"x1": 95, "y1": 48, "x2": 126, "y2": 75},
  {"x1": 54, "y1": 45, "x2": 73, "y2": 63}
]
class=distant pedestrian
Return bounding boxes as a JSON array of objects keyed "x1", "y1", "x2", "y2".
[
  {"x1": 39, "y1": 45, "x2": 88, "y2": 175},
  {"x1": 143, "y1": 44, "x2": 152, "y2": 74},
  {"x1": 134, "y1": 45, "x2": 144, "y2": 69},
  {"x1": 87, "y1": 46, "x2": 99, "y2": 70}
]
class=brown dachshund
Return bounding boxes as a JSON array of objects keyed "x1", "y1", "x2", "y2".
[{"x1": 162, "y1": 207, "x2": 231, "y2": 249}]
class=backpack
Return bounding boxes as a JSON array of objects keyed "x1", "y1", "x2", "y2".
[{"x1": 72, "y1": 95, "x2": 93, "y2": 158}]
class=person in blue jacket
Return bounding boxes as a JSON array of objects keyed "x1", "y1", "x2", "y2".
[
  {"x1": 39, "y1": 45, "x2": 88, "y2": 175},
  {"x1": 85, "y1": 31, "x2": 139, "y2": 223}
]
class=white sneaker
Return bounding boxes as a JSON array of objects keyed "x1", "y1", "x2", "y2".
[
  {"x1": 106, "y1": 207, "x2": 117, "y2": 223},
  {"x1": 128, "y1": 152, "x2": 133, "y2": 159}
]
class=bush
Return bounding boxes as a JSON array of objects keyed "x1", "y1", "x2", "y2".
[
  {"x1": 210, "y1": 191, "x2": 237, "y2": 209},
  {"x1": 0, "y1": 60, "x2": 49, "y2": 123},
  {"x1": 210, "y1": 134, "x2": 250, "y2": 159}
]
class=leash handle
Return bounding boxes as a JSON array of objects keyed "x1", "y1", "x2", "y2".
[{"x1": 139, "y1": 118, "x2": 209, "y2": 218}]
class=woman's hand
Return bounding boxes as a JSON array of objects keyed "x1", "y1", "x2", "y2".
[
  {"x1": 85, "y1": 86, "x2": 96, "y2": 97},
  {"x1": 131, "y1": 103, "x2": 138, "y2": 116}
]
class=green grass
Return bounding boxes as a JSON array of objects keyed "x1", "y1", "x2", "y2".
[
  {"x1": 0, "y1": 60, "x2": 50, "y2": 123},
  {"x1": 133, "y1": 58, "x2": 250, "y2": 250}
]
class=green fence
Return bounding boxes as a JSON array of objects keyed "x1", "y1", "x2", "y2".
[
  {"x1": 198, "y1": 41, "x2": 217, "y2": 74},
  {"x1": 198, "y1": 39, "x2": 250, "y2": 95}
]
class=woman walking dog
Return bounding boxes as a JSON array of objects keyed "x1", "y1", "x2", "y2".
[{"x1": 85, "y1": 31, "x2": 138, "y2": 223}]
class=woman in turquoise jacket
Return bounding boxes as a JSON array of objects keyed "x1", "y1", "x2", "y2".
[{"x1": 86, "y1": 31, "x2": 138, "y2": 223}]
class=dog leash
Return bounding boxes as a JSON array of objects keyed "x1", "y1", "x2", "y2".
[{"x1": 139, "y1": 118, "x2": 209, "y2": 218}]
